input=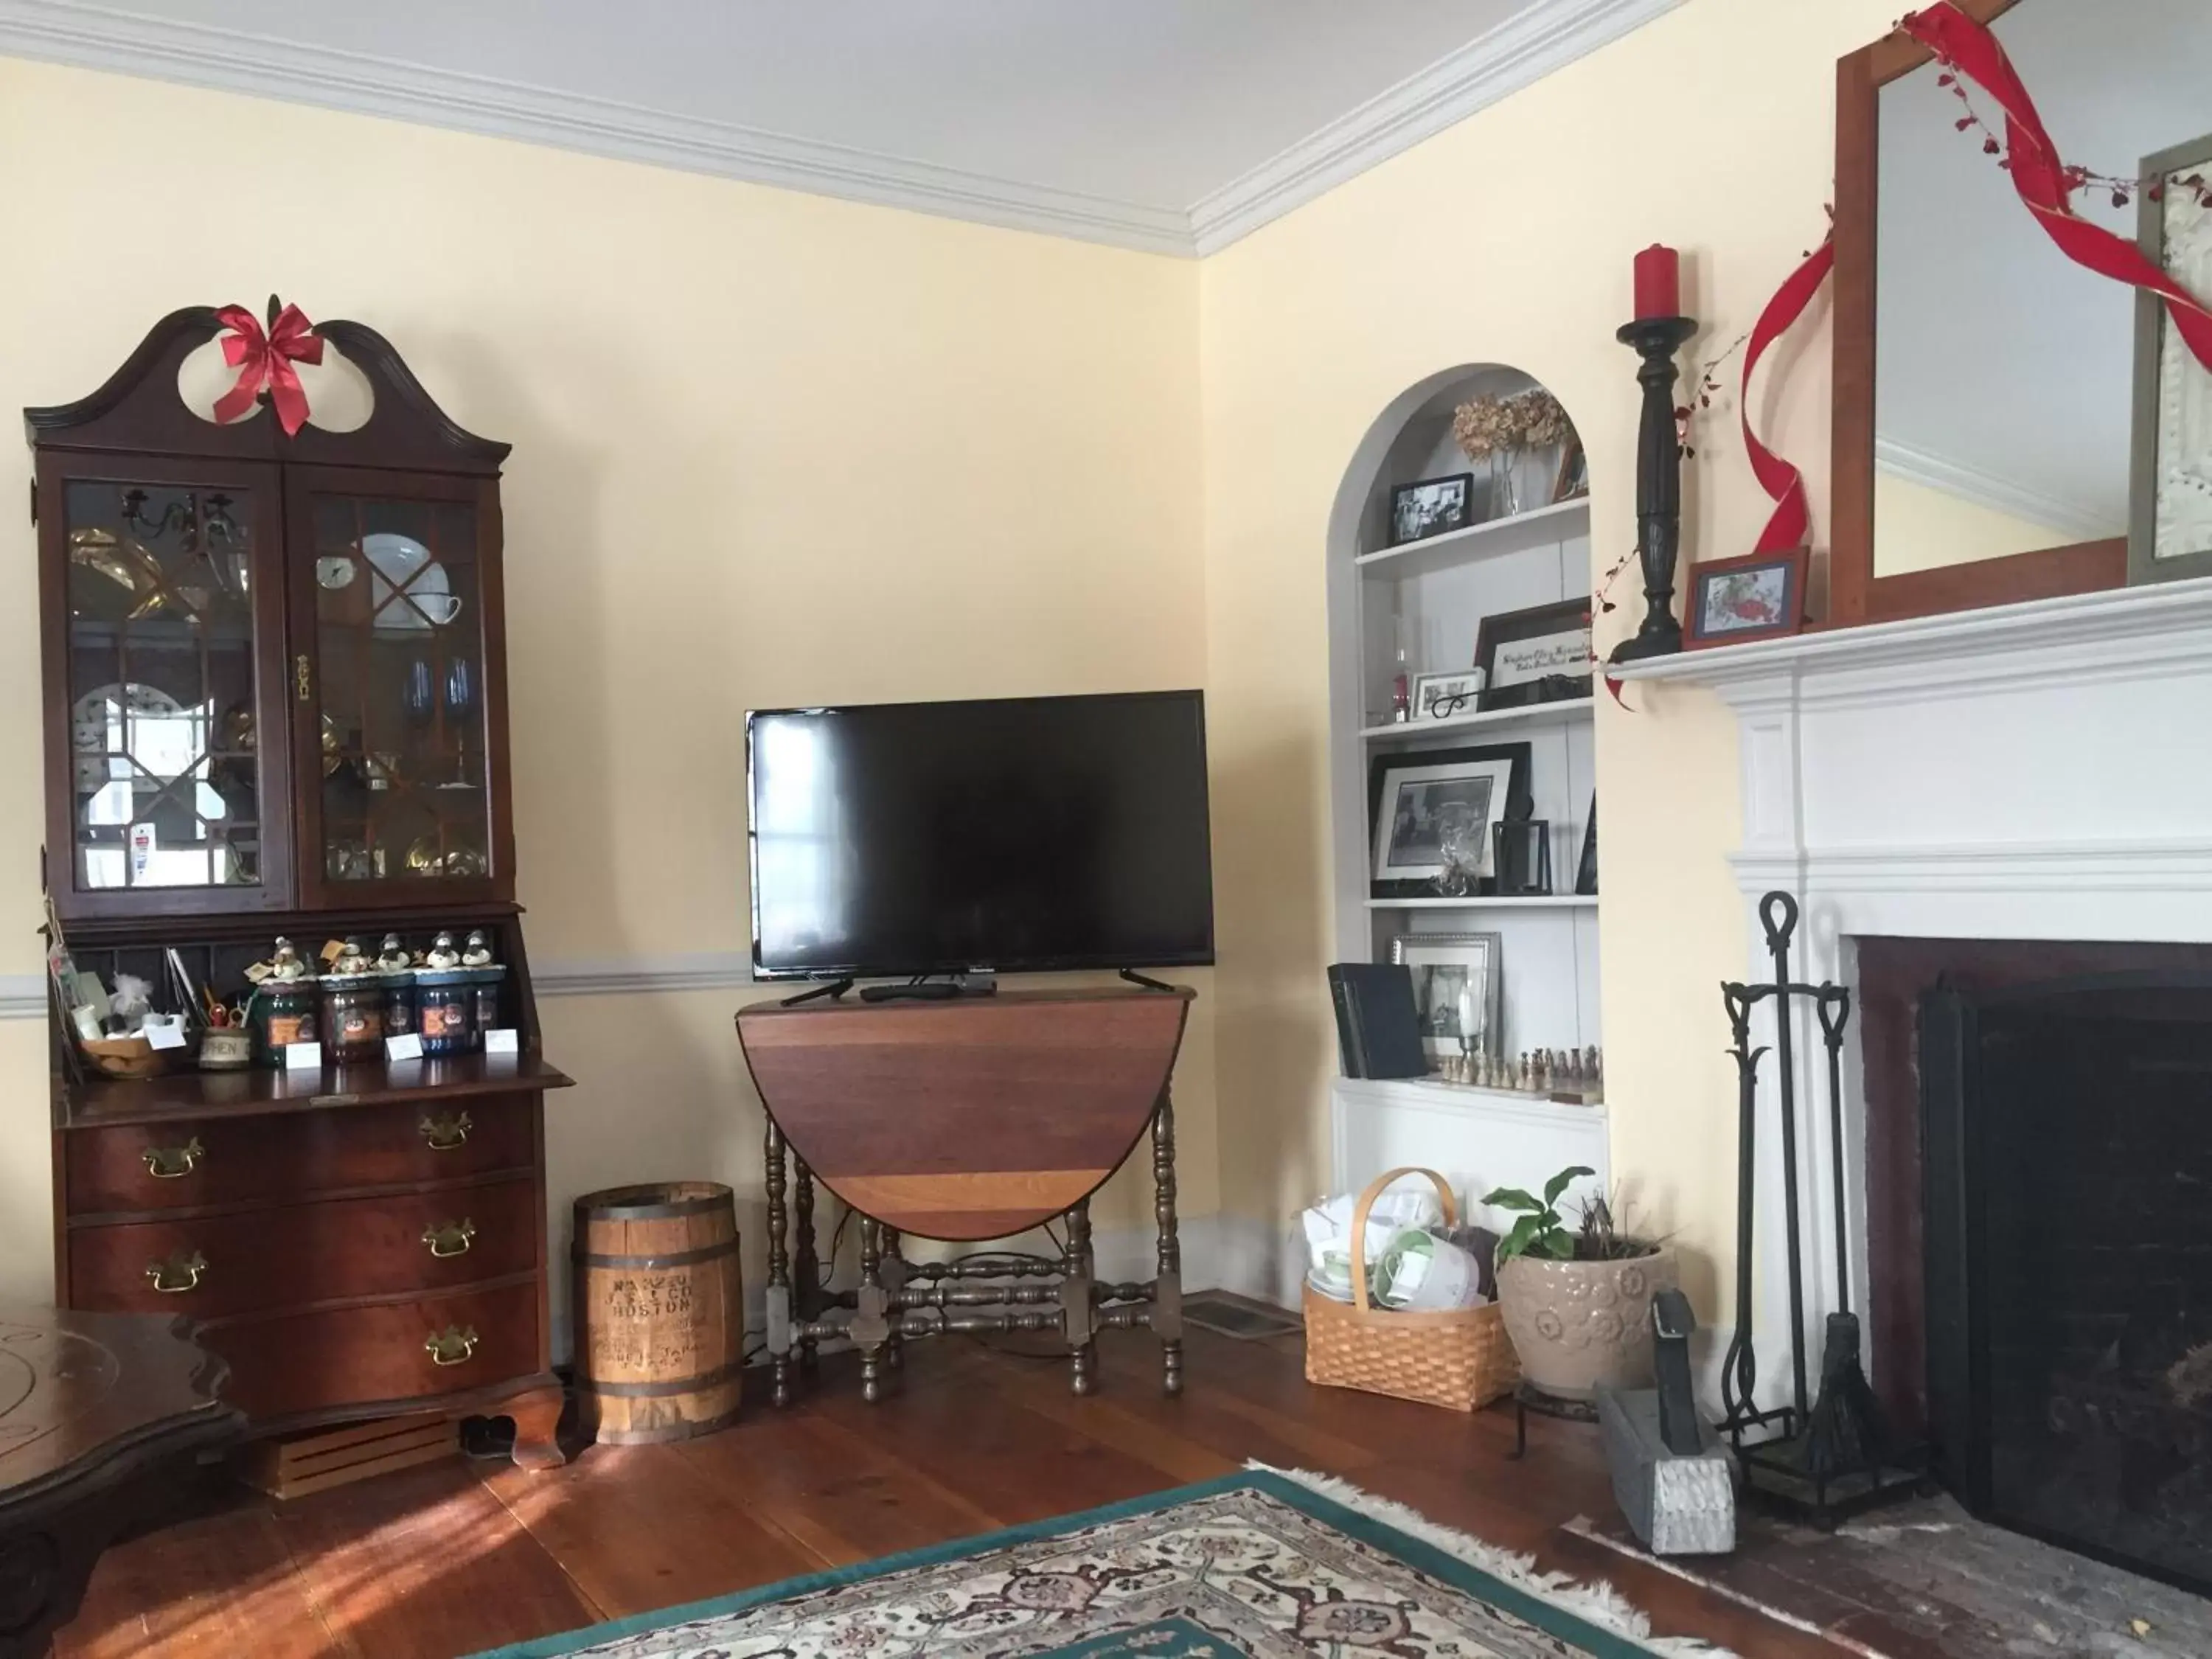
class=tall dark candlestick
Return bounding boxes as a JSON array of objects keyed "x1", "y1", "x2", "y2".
[{"x1": 1609, "y1": 313, "x2": 1697, "y2": 663}]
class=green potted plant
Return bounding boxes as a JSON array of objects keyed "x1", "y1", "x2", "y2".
[{"x1": 1483, "y1": 1166, "x2": 1677, "y2": 1400}]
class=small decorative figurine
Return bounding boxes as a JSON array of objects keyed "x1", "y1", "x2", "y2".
[
  {"x1": 460, "y1": 929, "x2": 494, "y2": 967},
  {"x1": 376, "y1": 933, "x2": 412, "y2": 972},
  {"x1": 424, "y1": 931, "x2": 462, "y2": 970},
  {"x1": 267, "y1": 936, "x2": 307, "y2": 981},
  {"x1": 330, "y1": 937, "x2": 372, "y2": 976}
]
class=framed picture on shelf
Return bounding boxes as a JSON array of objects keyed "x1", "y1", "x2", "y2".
[
  {"x1": 1390, "y1": 932, "x2": 1503, "y2": 1063},
  {"x1": 2129, "y1": 130, "x2": 2212, "y2": 586},
  {"x1": 1367, "y1": 742, "x2": 1531, "y2": 898},
  {"x1": 1683, "y1": 547, "x2": 1808, "y2": 649},
  {"x1": 1410, "y1": 670, "x2": 1484, "y2": 722},
  {"x1": 1473, "y1": 598, "x2": 1593, "y2": 711},
  {"x1": 1388, "y1": 473, "x2": 1475, "y2": 546}
]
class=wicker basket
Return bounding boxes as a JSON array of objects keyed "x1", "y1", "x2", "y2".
[{"x1": 1303, "y1": 1166, "x2": 1517, "y2": 1413}]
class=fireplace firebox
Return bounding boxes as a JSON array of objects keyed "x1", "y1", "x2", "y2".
[{"x1": 1919, "y1": 973, "x2": 2212, "y2": 1596}]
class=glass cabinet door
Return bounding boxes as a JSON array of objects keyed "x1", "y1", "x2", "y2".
[
  {"x1": 49, "y1": 462, "x2": 292, "y2": 911},
  {"x1": 290, "y1": 470, "x2": 504, "y2": 901}
]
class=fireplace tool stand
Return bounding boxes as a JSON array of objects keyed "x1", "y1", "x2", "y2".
[{"x1": 1718, "y1": 891, "x2": 1927, "y2": 1528}]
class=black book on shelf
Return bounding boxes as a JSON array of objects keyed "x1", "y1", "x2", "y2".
[{"x1": 1326, "y1": 963, "x2": 1428, "y2": 1081}]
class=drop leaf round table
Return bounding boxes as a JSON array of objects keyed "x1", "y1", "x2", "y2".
[{"x1": 0, "y1": 1308, "x2": 241, "y2": 1659}]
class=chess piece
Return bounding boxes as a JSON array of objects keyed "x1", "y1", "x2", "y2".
[{"x1": 375, "y1": 933, "x2": 412, "y2": 972}]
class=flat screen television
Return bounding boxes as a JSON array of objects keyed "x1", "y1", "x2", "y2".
[{"x1": 747, "y1": 690, "x2": 1214, "y2": 979}]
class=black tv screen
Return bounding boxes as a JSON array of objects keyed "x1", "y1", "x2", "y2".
[{"x1": 747, "y1": 691, "x2": 1214, "y2": 978}]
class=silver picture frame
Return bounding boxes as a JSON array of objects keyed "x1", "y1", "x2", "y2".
[
  {"x1": 2129, "y1": 130, "x2": 2212, "y2": 586},
  {"x1": 1390, "y1": 931, "x2": 1503, "y2": 1063}
]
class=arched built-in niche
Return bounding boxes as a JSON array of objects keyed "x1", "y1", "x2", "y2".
[{"x1": 1322, "y1": 364, "x2": 1607, "y2": 1228}]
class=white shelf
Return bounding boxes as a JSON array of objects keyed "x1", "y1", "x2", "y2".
[
  {"x1": 1361, "y1": 697, "x2": 1592, "y2": 743},
  {"x1": 1333, "y1": 1073, "x2": 1607, "y2": 1127},
  {"x1": 1354, "y1": 498, "x2": 1590, "y2": 581},
  {"x1": 1366, "y1": 895, "x2": 1596, "y2": 911}
]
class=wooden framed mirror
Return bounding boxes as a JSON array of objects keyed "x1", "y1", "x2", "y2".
[{"x1": 1830, "y1": 0, "x2": 2212, "y2": 625}]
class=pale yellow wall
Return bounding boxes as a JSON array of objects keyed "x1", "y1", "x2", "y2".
[
  {"x1": 1874, "y1": 469, "x2": 2083, "y2": 572},
  {"x1": 0, "y1": 58, "x2": 1211, "y2": 1312},
  {"x1": 1197, "y1": 0, "x2": 1917, "y2": 1316}
]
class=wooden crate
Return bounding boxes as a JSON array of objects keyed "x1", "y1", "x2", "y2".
[{"x1": 234, "y1": 1413, "x2": 459, "y2": 1500}]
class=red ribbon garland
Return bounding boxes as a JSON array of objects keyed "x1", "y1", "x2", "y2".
[
  {"x1": 211, "y1": 303, "x2": 324, "y2": 436},
  {"x1": 1741, "y1": 237, "x2": 1835, "y2": 555},
  {"x1": 1901, "y1": 2, "x2": 2212, "y2": 374}
]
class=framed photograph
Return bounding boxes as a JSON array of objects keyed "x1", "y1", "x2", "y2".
[
  {"x1": 1410, "y1": 670, "x2": 1484, "y2": 722},
  {"x1": 1390, "y1": 932, "x2": 1503, "y2": 1063},
  {"x1": 1389, "y1": 473, "x2": 1475, "y2": 546},
  {"x1": 2129, "y1": 131, "x2": 2212, "y2": 586},
  {"x1": 1473, "y1": 598, "x2": 1593, "y2": 712},
  {"x1": 1683, "y1": 547, "x2": 1809, "y2": 649},
  {"x1": 1367, "y1": 742, "x2": 1531, "y2": 898},
  {"x1": 1552, "y1": 438, "x2": 1590, "y2": 504}
]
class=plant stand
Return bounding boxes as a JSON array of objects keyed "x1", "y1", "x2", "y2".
[{"x1": 1507, "y1": 1380, "x2": 1601, "y2": 1459}]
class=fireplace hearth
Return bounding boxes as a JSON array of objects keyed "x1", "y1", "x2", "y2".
[{"x1": 1920, "y1": 972, "x2": 2212, "y2": 1596}]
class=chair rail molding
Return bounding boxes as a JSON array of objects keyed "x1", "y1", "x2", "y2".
[{"x1": 0, "y1": 0, "x2": 1677, "y2": 258}]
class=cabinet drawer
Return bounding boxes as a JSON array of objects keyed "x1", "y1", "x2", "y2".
[
  {"x1": 68, "y1": 1178, "x2": 540, "y2": 1320},
  {"x1": 206, "y1": 1279, "x2": 542, "y2": 1422},
  {"x1": 65, "y1": 1095, "x2": 538, "y2": 1216}
]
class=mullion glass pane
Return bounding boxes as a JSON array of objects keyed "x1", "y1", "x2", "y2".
[
  {"x1": 64, "y1": 481, "x2": 260, "y2": 890},
  {"x1": 312, "y1": 493, "x2": 489, "y2": 883}
]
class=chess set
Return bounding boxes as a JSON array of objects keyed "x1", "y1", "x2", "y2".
[{"x1": 1431, "y1": 1043, "x2": 1602, "y2": 1104}]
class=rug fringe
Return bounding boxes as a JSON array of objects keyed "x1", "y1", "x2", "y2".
[{"x1": 1248, "y1": 1463, "x2": 1739, "y2": 1659}]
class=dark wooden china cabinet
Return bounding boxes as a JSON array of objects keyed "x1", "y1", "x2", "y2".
[{"x1": 28, "y1": 302, "x2": 572, "y2": 1467}]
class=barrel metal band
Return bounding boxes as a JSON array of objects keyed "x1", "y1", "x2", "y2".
[{"x1": 574, "y1": 1239, "x2": 737, "y2": 1270}]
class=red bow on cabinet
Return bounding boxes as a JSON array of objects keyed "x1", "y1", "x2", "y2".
[{"x1": 211, "y1": 302, "x2": 324, "y2": 436}]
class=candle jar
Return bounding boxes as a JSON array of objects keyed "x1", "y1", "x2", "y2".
[
  {"x1": 251, "y1": 984, "x2": 319, "y2": 1068},
  {"x1": 415, "y1": 969, "x2": 475, "y2": 1057},
  {"x1": 381, "y1": 970, "x2": 419, "y2": 1040},
  {"x1": 320, "y1": 972, "x2": 386, "y2": 1062},
  {"x1": 465, "y1": 964, "x2": 505, "y2": 1039}
]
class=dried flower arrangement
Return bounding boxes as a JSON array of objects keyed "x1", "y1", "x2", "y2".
[{"x1": 1452, "y1": 388, "x2": 1577, "y2": 462}]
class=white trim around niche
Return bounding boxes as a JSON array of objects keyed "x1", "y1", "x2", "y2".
[{"x1": 0, "y1": 0, "x2": 1677, "y2": 259}]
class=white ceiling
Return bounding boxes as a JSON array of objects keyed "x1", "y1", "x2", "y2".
[
  {"x1": 0, "y1": 0, "x2": 1677, "y2": 254},
  {"x1": 1876, "y1": 0, "x2": 2212, "y2": 534}
]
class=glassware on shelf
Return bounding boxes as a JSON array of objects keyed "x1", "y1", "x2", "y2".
[
  {"x1": 404, "y1": 658, "x2": 435, "y2": 731},
  {"x1": 443, "y1": 657, "x2": 476, "y2": 787}
]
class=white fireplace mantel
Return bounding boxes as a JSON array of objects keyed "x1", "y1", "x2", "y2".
[{"x1": 1613, "y1": 574, "x2": 2212, "y2": 1407}]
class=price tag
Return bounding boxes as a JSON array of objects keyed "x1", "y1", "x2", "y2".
[
  {"x1": 144, "y1": 1022, "x2": 188, "y2": 1051},
  {"x1": 483, "y1": 1028, "x2": 521, "y2": 1056},
  {"x1": 284, "y1": 1041, "x2": 324, "y2": 1071},
  {"x1": 384, "y1": 1032, "x2": 424, "y2": 1062}
]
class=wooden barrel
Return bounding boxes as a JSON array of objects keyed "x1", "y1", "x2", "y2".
[{"x1": 572, "y1": 1182, "x2": 743, "y2": 1444}]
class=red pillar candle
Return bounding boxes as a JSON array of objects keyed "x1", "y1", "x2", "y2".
[{"x1": 1632, "y1": 243, "x2": 1681, "y2": 319}]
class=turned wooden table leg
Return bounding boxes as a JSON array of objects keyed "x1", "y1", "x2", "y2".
[
  {"x1": 765, "y1": 1117, "x2": 795, "y2": 1408},
  {"x1": 880, "y1": 1225, "x2": 905, "y2": 1375},
  {"x1": 793, "y1": 1160, "x2": 820, "y2": 1378},
  {"x1": 504, "y1": 1383, "x2": 568, "y2": 1470},
  {"x1": 1153, "y1": 1089, "x2": 1184, "y2": 1397},
  {"x1": 1064, "y1": 1200, "x2": 1097, "y2": 1396},
  {"x1": 855, "y1": 1217, "x2": 890, "y2": 1404}
]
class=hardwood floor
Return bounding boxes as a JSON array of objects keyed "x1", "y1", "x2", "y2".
[{"x1": 54, "y1": 1326, "x2": 1851, "y2": 1657}]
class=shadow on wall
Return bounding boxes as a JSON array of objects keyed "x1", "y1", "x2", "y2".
[{"x1": 1209, "y1": 725, "x2": 1330, "y2": 1224}]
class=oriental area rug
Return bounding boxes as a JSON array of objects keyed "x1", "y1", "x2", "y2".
[{"x1": 473, "y1": 1467, "x2": 1734, "y2": 1658}]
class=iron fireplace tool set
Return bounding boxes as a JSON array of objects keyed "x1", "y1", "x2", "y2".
[{"x1": 1718, "y1": 891, "x2": 1926, "y2": 1527}]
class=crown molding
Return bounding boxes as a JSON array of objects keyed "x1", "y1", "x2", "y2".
[
  {"x1": 1874, "y1": 436, "x2": 2118, "y2": 543},
  {"x1": 1188, "y1": 0, "x2": 1683, "y2": 256},
  {"x1": 0, "y1": 0, "x2": 1678, "y2": 260},
  {"x1": 0, "y1": 0, "x2": 1192, "y2": 254}
]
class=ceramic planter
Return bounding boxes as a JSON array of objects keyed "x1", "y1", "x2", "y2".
[{"x1": 1495, "y1": 1245, "x2": 1679, "y2": 1400}]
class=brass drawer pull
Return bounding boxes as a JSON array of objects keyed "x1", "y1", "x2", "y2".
[
  {"x1": 422, "y1": 1217, "x2": 476, "y2": 1259},
  {"x1": 145, "y1": 1250, "x2": 207, "y2": 1294},
  {"x1": 142, "y1": 1138, "x2": 206, "y2": 1180},
  {"x1": 425, "y1": 1324, "x2": 479, "y2": 1367},
  {"x1": 295, "y1": 653, "x2": 312, "y2": 702},
  {"x1": 419, "y1": 1110, "x2": 472, "y2": 1150}
]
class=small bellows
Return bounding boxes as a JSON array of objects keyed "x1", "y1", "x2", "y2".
[{"x1": 572, "y1": 1181, "x2": 743, "y2": 1444}]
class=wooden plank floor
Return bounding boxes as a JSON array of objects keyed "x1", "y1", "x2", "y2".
[{"x1": 54, "y1": 1327, "x2": 1852, "y2": 1658}]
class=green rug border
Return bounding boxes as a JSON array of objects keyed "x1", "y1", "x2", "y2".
[{"x1": 468, "y1": 1467, "x2": 1660, "y2": 1659}]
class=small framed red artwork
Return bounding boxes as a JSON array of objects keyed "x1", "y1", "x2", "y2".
[{"x1": 1683, "y1": 547, "x2": 1810, "y2": 650}]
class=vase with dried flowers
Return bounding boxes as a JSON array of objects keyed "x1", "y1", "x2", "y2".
[{"x1": 1453, "y1": 388, "x2": 1577, "y2": 523}]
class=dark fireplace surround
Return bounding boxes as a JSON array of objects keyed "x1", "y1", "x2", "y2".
[{"x1": 1859, "y1": 938, "x2": 2212, "y2": 1595}]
